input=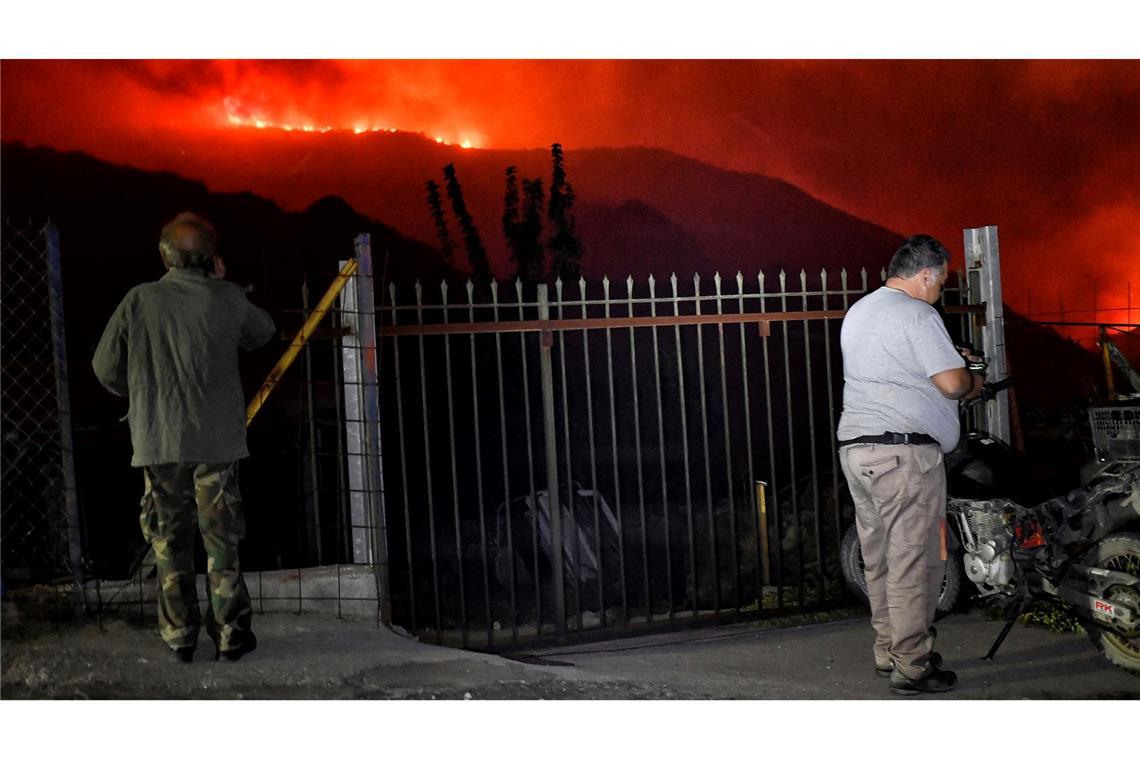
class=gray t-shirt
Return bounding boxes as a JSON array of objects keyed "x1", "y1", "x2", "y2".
[{"x1": 836, "y1": 286, "x2": 965, "y2": 452}]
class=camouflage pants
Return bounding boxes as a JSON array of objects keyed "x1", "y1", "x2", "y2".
[{"x1": 140, "y1": 461, "x2": 252, "y2": 652}]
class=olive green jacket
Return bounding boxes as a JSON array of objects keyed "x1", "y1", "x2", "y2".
[{"x1": 92, "y1": 267, "x2": 276, "y2": 466}]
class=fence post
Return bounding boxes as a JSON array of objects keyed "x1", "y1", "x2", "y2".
[
  {"x1": 537, "y1": 284, "x2": 566, "y2": 637},
  {"x1": 963, "y1": 225, "x2": 1011, "y2": 445},
  {"x1": 45, "y1": 223, "x2": 84, "y2": 602},
  {"x1": 339, "y1": 234, "x2": 390, "y2": 623}
]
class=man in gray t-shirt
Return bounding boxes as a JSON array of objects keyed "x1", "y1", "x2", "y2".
[{"x1": 837, "y1": 234, "x2": 982, "y2": 695}]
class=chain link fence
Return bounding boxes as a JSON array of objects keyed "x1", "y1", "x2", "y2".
[{"x1": 1, "y1": 221, "x2": 83, "y2": 587}]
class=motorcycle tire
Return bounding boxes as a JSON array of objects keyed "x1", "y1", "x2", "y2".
[
  {"x1": 1080, "y1": 532, "x2": 1140, "y2": 677},
  {"x1": 839, "y1": 523, "x2": 962, "y2": 619}
]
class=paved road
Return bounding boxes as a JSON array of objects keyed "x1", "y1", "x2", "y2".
[
  {"x1": 522, "y1": 609, "x2": 1140, "y2": 699},
  {"x1": 2, "y1": 607, "x2": 1137, "y2": 699}
]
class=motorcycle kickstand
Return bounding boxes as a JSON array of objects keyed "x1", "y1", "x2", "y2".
[{"x1": 983, "y1": 594, "x2": 1027, "y2": 661}]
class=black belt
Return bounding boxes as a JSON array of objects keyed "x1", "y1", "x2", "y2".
[{"x1": 837, "y1": 432, "x2": 938, "y2": 447}]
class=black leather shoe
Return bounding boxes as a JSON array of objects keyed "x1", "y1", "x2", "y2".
[
  {"x1": 890, "y1": 666, "x2": 957, "y2": 695},
  {"x1": 172, "y1": 646, "x2": 195, "y2": 664},
  {"x1": 216, "y1": 631, "x2": 257, "y2": 662},
  {"x1": 876, "y1": 651, "x2": 942, "y2": 678}
]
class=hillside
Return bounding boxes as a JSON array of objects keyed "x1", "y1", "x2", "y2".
[{"x1": 19, "y1": 127, "x2": 906, "y2": 279}]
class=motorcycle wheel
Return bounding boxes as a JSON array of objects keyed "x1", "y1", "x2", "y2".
[
  {"x1": 1080, "y1": 532, "x2": 1140, "y2": 676},
  {"x1": 839, "y1": 523, "x2": 962, "y2": 618}
]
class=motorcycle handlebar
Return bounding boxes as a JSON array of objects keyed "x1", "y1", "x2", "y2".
[
  {"x1": 988, "y1": 376, "x2": 1015, "y2": 393},
  {"x1": 962, "y1": 376, "x2": 1014, "y2": 410}
]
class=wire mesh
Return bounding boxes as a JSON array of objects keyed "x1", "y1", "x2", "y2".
[{"x1": 1, "y1": 221, "x2": 81, "y2": 584}]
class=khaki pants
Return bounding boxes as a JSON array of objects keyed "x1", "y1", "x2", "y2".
[
  {"x1": 839, "y1": 443, "x2": 945, "y2": 679},
  {"x1": 140, "y1": 462, "x2": 252, "y2": 652}
]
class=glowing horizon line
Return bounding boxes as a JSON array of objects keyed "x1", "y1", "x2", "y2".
[{"x1": 224, "y1": 111, "x2": 478, "y2": 148}]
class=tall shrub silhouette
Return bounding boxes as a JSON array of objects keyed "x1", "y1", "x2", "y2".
[
  {"x1": 443, "y1": 162, "x2": 491, "y2": 285},
  {"x1": 547, "y1": 143, "x2": 583, "y2": 280},
  {"x1": 502, "y1": 166, "x2": 522, "y2": 269},
  {"x1": 517, "y1": 178, "x2": 546, "y2": 284},
  {"x1": 425, "y1": 179, "x2": 455, "y2": 265}
]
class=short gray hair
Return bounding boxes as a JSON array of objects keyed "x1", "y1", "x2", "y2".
[
  {"x1": 158, "y1": 212, "x2": 216, "y2": 268},
  {"x1": 887, "y1": 234, "x2": 950, "y2": 279}
]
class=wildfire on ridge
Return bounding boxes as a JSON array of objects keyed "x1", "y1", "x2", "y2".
[{"x1": 221, "y1": 97, "x2": 478, "y2": 148}]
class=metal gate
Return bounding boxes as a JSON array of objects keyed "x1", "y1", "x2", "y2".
[{"x1": 376, "y1": 263, "x2": 981, "y2": 648}]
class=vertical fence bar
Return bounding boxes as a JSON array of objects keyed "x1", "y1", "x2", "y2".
[
  {"x1": 579, "y1": 277, "x2": 606, "y2": 627},
  {"x1": 491, "y1": 281, "x2": 518, "y2": 643},
  {"x1": 821, "y1": 268, "x2": 842, "y2": 591},
  {"x1": 693, "y1": 273, "x2": 719, "y2": 614},
  {"x1": 44, "y1": 224, "x2": 83, "y2": 595},
  {"x1": 715, "y1": 273, "x2": 740, "y2": 611},
  {"x1": 759, "y1": 272, "x2": 782, "y2": 607},
  {"x1": 414, "y1": 281, "x2": 443, "y2": 643},
  {"x1": 554, "y1": 278, "x2": 581, "y2": 633},
  {"x1": 779, "y1": 271, "x2": 803, "y2": 606},
  {"x1": 737, "y1": 272, "x2": 760, "y2": 607},
  {"x1": 649, "y1": 275, "x2": 674, "y2": 622},
  {"x1": 537, "y1": 284, "x2": 566, "y2": 637},
  {"x1": 387, "y1": 283, "x2": 415, "y2": 632},
  {"x1": 518, "y1": 280, "x2": 542, "y2": 636},
  {"x1": 670, "y1": 274, "x2": 698, "y2": 616},
  {"x1": 800, "y1": 270, "x2": 823, "y2": 600},
  {"x1": 466, "y1": 281, "x2": 493, "y2": 646},
  {"x1": 603, "y1": 276, "x2": 629, "y2": 621},
  {"x1": 301, "y1": 278, "x2": 324, "y2": 567},
  {"x1": 440, "y1": 281, "x2": 467, "y2": 646},
  {"x1": 628, "y1": 277, "x2": 652, "y2": 622},
  {"x1": 961, "y1": 267, "x2": 973, "y2": 345},
  {"x1": 330, "y1": 306, "x2": 349, "y2": 613}
]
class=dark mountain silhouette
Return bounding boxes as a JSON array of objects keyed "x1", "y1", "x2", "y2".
[
  {"x1": 59, "y1": 127, "x2": 905, "y2": 279},
  {"x1": 575, "y1": 199, "x2": 718, "y2": 281},
  {"x1": 1, "y1": 141, "x2": 451, "y2": 576}
]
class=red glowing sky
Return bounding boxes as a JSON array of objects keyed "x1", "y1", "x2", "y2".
[{"x1": 2, "y1": 59, "x2": 1139, "y2": 319}]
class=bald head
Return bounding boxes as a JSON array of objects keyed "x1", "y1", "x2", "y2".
[{"x1": 159, "y1": 212, "x2": 216, "y2": 269}]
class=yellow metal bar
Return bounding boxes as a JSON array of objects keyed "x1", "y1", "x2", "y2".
[
  {"x1": 756, "y1": 481, "x2": 771, "y2": 588},
  {"x1": 246, "y1": 258, "x2": 359, "y2": 426}
]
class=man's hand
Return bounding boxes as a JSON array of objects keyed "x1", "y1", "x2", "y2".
[
  {"x1": 208, "y1": 255, "x2": 226, "y2": 280},
  {"x1": 957, "y1": 345, "x2": 988, "y2": 375},
  {"x1": 958, "y1": 346, "x2": 982, "y2": 363}
]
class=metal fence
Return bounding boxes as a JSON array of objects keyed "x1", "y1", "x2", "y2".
[
  {"x1": 1, "y1": 221, "x2": 83, "y2": 587},
  {"x1": 375, "y1": 265, "x2": 979, "y2": 648},
  {"x1": 7, "y1": 222, "x2": 991, "y2": 650}
]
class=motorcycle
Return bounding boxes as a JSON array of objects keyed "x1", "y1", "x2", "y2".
[{"x1": 838, "y1": 379, "x2": 1140, "y2": 674}]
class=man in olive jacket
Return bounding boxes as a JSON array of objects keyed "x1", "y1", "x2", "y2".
[{"x1": 93, "y1": 212, "x2": 275, "y2": 663}]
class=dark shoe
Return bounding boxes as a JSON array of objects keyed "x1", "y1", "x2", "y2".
[
  {"x1": 890, "y1": 666, "x2": 957, "y2": 695},
  {"x1": 216, "y1": 631, "x2": 257, "y2": 662},
  {"x1": 171, "y1": 646, "x2": 195, "y2": 664},
  {"x1": 875, "y1": 651, "x2": 942, "y2": 678}
]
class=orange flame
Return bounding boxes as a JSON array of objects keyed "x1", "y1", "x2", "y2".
[{"x1": 220, "y1": 97, "x2": 479, "y2": 148}]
